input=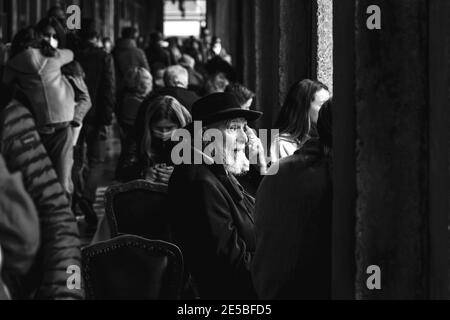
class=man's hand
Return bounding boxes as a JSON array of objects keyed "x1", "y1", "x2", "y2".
[{"x1": 245, "y1": 125, "x2": 268, "y2": 175}]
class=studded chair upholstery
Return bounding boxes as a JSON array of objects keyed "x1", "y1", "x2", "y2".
[
  {"x1": 105, "y1": 180, "x2": 171, "y2": 241},
  {"x1": 82, "y1": 235, "x2": 184, "y2": 300}
]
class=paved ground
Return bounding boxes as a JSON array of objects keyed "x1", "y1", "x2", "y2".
[{"x1": 77, "y1": 124, "x2": 121, "y2": 247}]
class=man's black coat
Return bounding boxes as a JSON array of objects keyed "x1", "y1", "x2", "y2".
[{"x1": 169, "y1": 161, "x2": 256, "y2": 299}]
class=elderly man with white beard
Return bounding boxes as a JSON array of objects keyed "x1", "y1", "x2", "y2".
[{"x1": 168, "y1": 92, "x2": 264, "y2": 300}]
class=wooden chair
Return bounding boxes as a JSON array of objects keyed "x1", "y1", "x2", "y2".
[
  {"x1": 82, "y1": 235, "x2": 184, "y2": 300},
  {"x1": 104, "y1": 180, "x2": 171, "y2": 241}
]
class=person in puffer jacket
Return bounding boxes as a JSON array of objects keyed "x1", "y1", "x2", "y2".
[
  {"x1": 0, "y1": 88, "x2": 84, "y2": 300},
  {"x1": 0, "y1": 154, "x2": 40, "y2": 300}
]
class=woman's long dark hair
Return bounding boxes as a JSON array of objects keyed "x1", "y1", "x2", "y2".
[{"x1": 274, "y1": 79, "x2": 329, "y2": 144}]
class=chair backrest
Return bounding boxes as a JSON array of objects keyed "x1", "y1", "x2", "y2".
[
  {"x1": 105, "y1": 180, "x2": 171, "y2": 241},
  {"x1": 82, "y1": 235, "x2": 184, "y2": 300}
]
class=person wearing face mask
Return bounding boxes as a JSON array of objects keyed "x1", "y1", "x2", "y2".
[
  {"x1": 116, "y1": 95, "x2": 192, "y2": 186},
  {"x1": 93, "y1": 95, "x2": 191, "y2": 244},
  {"x1": 2, "y1": 22, "x2": 78, "y2": 199},
  {"x1": 46, "y1": 6, "x2": 69, "y2": 49},
  {"x1": 207, "y1": 36, "x2": 232, "y2": 64}
]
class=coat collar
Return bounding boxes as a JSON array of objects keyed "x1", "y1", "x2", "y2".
[
  {"x1": 193, "y1": 147, "x2": 255, "y2": 223},
  {"x1": 294, "y1": 137, "x2": 324, "y2": 159},
  {"x1": 209, "y1": 163, "x2": 256, "y2": 224},
  {"x1": 192, "y1": 147, "x2": 241, "y2": 199}
]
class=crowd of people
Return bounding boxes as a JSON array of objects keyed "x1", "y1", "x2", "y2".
[{"x1": 0, "y1": 5, "x2": 333, "y2": 300}]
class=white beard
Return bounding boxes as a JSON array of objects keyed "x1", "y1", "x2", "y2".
[{"x1": 224, "y1": 149, "x2": 250, "y2": 176}]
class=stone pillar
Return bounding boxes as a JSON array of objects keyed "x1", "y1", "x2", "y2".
[
  {"x1": 0, "y1": 0, "x2": 5, "y2": 40},
  {"x1": 145, "y1": 0, "x2": 163, "y2": 35},
  {"x1": 104, "y1": 0, "x2": 115, "y2": 40},
  {"x1": 253, "y1": 0, "x2": 314, "y2": 129},
  {"x1": 30, "y1": 0, "x2": 41, "y2": 25},
  {"x1": 278, "y1": 0, "x2": 314, "y2": 105},
  {"x1": 240, "y1": 0, "x2": 256, "y2": 92},
  {"x1": 332, "y1": 0, "x2": 357, "y2": 300},
  {"x1": 9, "y1": 0, "x2": 18, "y2": 38},
  {"x1": 334, "y1": 0, "x2": 450, "y2": 299},
  {"x1": 253, "y1": 0, "x2": 279, "y2": 129},
  {"x1": 206, "y1": 0, "x2": 314, "y2": 129},
  {"x1": 314, "y1": 0, "x2": 333, "y2": 93}
]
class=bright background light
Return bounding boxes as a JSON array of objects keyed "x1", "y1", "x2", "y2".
[
  {"x1": 164, "y1": 21, "x2": 202, "y2": 37},
  {"x1": 164, "y1": 0, "x2": 206, "y2": 38}
]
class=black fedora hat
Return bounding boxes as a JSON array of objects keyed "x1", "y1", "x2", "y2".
[{"x1": 192, "y1": 92, "x2": 262, "y2": 126}]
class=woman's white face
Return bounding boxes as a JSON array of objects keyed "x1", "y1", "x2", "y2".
[
  {"x1": 309, "y1": 88, "x2": 330, "y2": 123},
  {"x1": 242, "y1": 98, "x2": 253, "y2": 110}
]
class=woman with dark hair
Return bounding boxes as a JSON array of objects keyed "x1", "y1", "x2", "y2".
[
  {"x1": 2, "y1": 20, "x2": 78, "y2": 197},
  {"x1": 117, "y1": 95, "x2": 191, "y2": 187},
  {"x1": 270, "y1": 79, "x2": 330, "y2": 163}
]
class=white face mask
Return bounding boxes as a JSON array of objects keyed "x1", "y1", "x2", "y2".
[
  {"x1": 153, "y1": 130, "x2": 175, "y2": 142},
  {"x1": 50, "y1": 38, "x2": 59, "y2": 49},
  {"x1": 213, "y1": 44, "x2": 222, "y2": 55}
]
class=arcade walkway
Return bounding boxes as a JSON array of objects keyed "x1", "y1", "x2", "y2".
[{"x1": 77, "y1": 122, "x2": 121, "y2": 246}]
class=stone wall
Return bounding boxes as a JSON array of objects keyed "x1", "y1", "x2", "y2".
[{"x1": 316, "y1": 0, "x2": 333, "y2": 93}]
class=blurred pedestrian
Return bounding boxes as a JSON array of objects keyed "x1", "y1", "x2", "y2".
[
  {"x1": 180, "y1": 54, "x2": 205, "y2": 94},
  {"x1": 114, "y1": 27, "x2": 150, "y2": 91},
  {"x1": 74, "y1": 25, "x2": 116, "y2": 231},
  {"x1": 115, "y1": 67, "x2": 153, "y2": 181},
  {"x1": 3, "y1": 24, "x2": 78, "y2": 197}
]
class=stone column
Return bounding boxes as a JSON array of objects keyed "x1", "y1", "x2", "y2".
[
  {"x1": 253, "y1": 0, "x2": 315, "y2": 129},
  {"x1": 10, "y1": 0, "x2": 18, "y2": 38},
  {"x1": 30, "y1": 0, "x2": 41, "y2": 25},
  {"x1": 314, "y1": 0, "x2": 333, "y2": 93},
  {"x1": 334, "y1": 0, "x2": 450, "y2": 299},
  {"x1": 206, "y1": 0, "x2": 315, "y2": 129},
  {"x1": 104, "y1": 0, "x2": 115, "y2": 40},
  {"x1": 278, "y1": 0, "x2": 314, "y2": 105},
  {"x1": 0, "y1": 0, "x2": 5, "y2": 40}
]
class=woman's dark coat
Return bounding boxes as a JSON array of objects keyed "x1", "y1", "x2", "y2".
[{"x1": 251, "y1": 138, "x2": 332, "y2": 300}]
